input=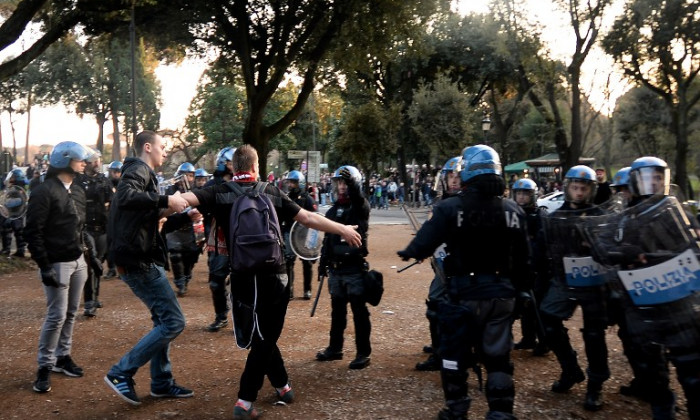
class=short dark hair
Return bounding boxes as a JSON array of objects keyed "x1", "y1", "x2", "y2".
[
  {"x1": 232, "y1": 144, "x2": 258, "y2": 173},
  {"x1": 134, "y1": 131, "x2": 159, "y2": 156}
]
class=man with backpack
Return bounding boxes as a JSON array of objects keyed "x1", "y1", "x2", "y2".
[{"x1": 180, "y1": 144, "x2": 361, "y2": 420}]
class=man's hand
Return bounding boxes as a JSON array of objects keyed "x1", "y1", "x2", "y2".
[
  {"x1": 340, "y1": 224, "x2": 361, "y2": 247},
  {"x1": 397, "y1": 250, "x2": 412, "y2": 261},
  {"x1": 339, "y1": 167, "x2": 354, "y2": 183},
  {"x1": 168, "y1": 192, "x2": 188, "y2": 214},
  {"x1": 40, "y1": 268, "x2": 59, "y2": 288},
  {"x1": 187, "y1": 208, "x2": 203, "y2": 222}
]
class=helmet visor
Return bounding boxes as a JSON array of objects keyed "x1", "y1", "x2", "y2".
[{"x1": 632, "y1": 167, "x2": 670, "y2": 197}]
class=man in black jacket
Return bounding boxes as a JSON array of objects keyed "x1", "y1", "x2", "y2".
[
  {"x1": 26, "y1": 141, "x2": 91, "y2": 394},
  {"x1": 104, "y1": 131, "x2": 191, "y2": 406}
]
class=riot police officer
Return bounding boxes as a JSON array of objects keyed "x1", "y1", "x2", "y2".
[
  {"x1": 590, "y1": 157, "x2": 700, "y2": 419},
  {"x1": 163, "y1": 162, "x2": 202, "y2": 297},
  {"x1": 510, "y1": 178, "x2": 550, "y2": 356},
  {"x1": 104, "y1": 160, "x2": 122, "y2": 278},
  {"x1": 77, "y1": 150, "x2": 112, "y2": 316},
  {"x1": 281, "y1": 170, "x2": 317, "y2": 300},
  {"x1": 416, "y1": 156, "x2": 461, "y2": 372},
  {"x1": 398, "y1": 145, "x2": 529, "y2": 420},
  {"x1": 316, "y1": 165, "x2": 372, "y2": 370},
  {"x1": 1, "y1": 168, "x2": 29, "y2": 257},
  {"x1": 204, "y1": 147, "x2": 235, "y2": 331},
  {"x1": 539, "y1": 165, "x2": 610, "y2": 411},
  {"x1": 194, "y1": 168, "x2": 211, "y2": 189}
]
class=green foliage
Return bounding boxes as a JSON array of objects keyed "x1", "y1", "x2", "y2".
[
  {"x1": 407, "y1": 74, "x2": 472, "y2": 163},
  {"x1": 614, "y1": 86, "x2": 674, "y2": 159}
]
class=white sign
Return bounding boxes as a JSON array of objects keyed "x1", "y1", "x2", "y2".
[{"x1": 288, "y1": 150, "x2": 307, "y2": 159}]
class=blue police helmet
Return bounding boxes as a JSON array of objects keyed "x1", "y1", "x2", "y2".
[
  {"x1": 285, "y1": 170, "x2": 306, "y2": 190},
  {"x1": 10, "y1": 168, "x2": 27, "y2": 183},
  {"x1": 85, "y1": 147, "x2": 101, "y2": 163},
  {"x1": 215, "y1": 147, "x2": 236, "y2": 172},
  {"x1": 512, "y1": 178, "x2": 537, "y2": 191},
  {"x1": 332, "y1": 165, "x2": 362, "y2": 185},
  {"x1": 441, "y1": 156, "x2": 462, "y2": 174},
  {"x1": 460, "y1": 144, "x2": 502, "y2": 182},
  {"x1": 629, "y1": 156, "x2": 670, "y2": 197},
  {"x1": 49, "y1": 141, "x2": 90, "y2": 169},
  {"x1": 108, "y1": 160, "x2": 123, "y2": 171},
  {"x1": 610, "y1": 167, "x2": 631, "y2": 187},
  {"x1": 564, "y1": 165, "x2": 596, "y2": 182},
  {"x1": 176, "y1": 162, "x2": 196, "y2": 176},
  {"x1": 194, "y1": 168, "x2": 210, "y2": 178}
]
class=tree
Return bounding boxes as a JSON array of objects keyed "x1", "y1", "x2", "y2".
[
  {"x1": 0, "y1": 0, "x2": 133, "y2": 82},
  {"x1": 187, "y1": 0, "x2": 444, "y2": 173},
  {"x1": 614, "y1": 86, "x2": 674, "y2": 160},
  {"x1": 602, "y1": 0, "x2": 700, "y2": 195}
]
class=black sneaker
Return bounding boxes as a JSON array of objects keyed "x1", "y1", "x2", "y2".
[
  {"x1": 177, "y1": 285, "x2": 187, "y2": 297},
  {"x1": 551, "y1": 367, "x2": 586, "y2": 393},
  {"x1": 33, "y1": 367, "x2": 51, "y2": 393},
  {"x1": 150, "y1": 382, "x2": 194, "y2": 398},
  {"x1": 415, "y1": 354, "x2": 441, "y2": 371},
  {"x1": 83, "y1": 307, "x2": 97, "y2": 317},
  {"x1": 316, "y1": 348, "x2": 343, "y2": 361},
  {"x1": 303, "y1": 290, "x2": 312, "y2": 300},
  {"x1": 207, "y1": 318, "x2": 229, "y2": 332},
  {"x1": 52, "y1": 355, "x2": 84, "y2": 377},
  {"x1": 513, "y1": 339, "x2": 536, "y2": 350},
  {"x1": 95, "y1": 301, "x2": 103, "y2": 309},
  {"x1": 104, "y1": 269, "x2": 117, "y2": 279},
  {"x1": 104, "y1": 374, "x2": 141, "y2": 405},
  {"x1": 349, "y1": 355, "x2": 371, "y2": 370}
]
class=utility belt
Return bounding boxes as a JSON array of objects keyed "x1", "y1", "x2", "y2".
[
  {"x1": 86, "y1": 225, "x2": 106, "y2": 234},
  {"x1": 329, "y1": 257, "x2": 367, "y2": 272}
]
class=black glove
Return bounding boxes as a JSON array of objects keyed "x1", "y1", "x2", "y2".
[
  {"x1": 397, "y1": 250, "x2": 411, "y2": 261},
  {"x1": 90, "y1": 256, "x2": 104, "y2": 277},
  {"x1": 318, "y1": 264, "x2": 328, "y2": 278},
  {"x1": 40, "y1": 268, "x2": 59, "y2": 288},
  {"x1": 339, "y1": 167, "x2": 354, "y2": 185}
]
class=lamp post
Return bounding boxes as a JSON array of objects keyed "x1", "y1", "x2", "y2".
[{"x1": 481, "y1": 114, "x2": 491, "y2": 145}]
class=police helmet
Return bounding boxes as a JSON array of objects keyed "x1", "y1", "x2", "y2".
[
  {"x1": 108, "y1": 160, "x2": 123, "y2": 171},
  {"x1": 563, "y1": 165, "x2": 597, "y2": 204},
  {"x1": 629, "y1": 157, "x2": 670, "y2": 197},
  {"x1": 9, "y1": 168, "x2": 27, "y2": 184},
  {"x1": 176, "y1": 162, "x2": 196, "y2": 176},
  {"x1": 49, "y1": 141, "x2": 90, "y2": 169},
  {"x1": 215, "y1": 147, "x2": 236, "y2": 172},
  {"x1": 194, "y1": 168, "x2": 210, "y2": 178},
  {"x1": 610, "y1": 167, "x2": 631, "y2": 188},
  {"x1": 285, "y1": 170, "x2": 306, "y2": 191},
  {"x1": 460, "y1": 145, "x2": 502, "y2": 182},
  {"x1": 439, "y1": 156, "x2": 462, "y2": 195},
  {"x1": 511, "y1": 178, "x2": 538, "y2": 206},
  {"x1": 85, "y1": 147, "x2": 101, "y2": 163},
  {"x1": 331, "y1": 165, "x2": 362, "y2": 184}
]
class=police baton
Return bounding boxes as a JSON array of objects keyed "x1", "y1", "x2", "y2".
[
  {"x1": 310, "y1": 272, "x2": 326, "y2": 317},
  {"x1": 397, "y1": 260, "x2": 420, "y2": 273}
]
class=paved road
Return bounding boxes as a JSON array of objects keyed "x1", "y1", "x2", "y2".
[{"x1": 318, "y1": 204, "x2": 431, "y2": 225}]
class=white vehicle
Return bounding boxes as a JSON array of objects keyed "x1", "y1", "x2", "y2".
[{"x1": 536, "y1": 191, "x2": 565, "y2": 213}]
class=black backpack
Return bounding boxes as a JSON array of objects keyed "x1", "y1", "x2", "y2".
[{"x1": 226, "y1": 182, "x2": 284, "y2": 272}]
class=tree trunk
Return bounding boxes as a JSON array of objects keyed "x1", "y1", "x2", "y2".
[
  {"x1": 8, "y1": 109, "x2": 17, "y2": 164},
  {"x1": 24, "y1": 92, "x2": 31, "y2": 165},
  {"x1": 95, "y1": 111, "x2": 106, "y2": 154},
  {"x1": 672, "y1": 104, "x2": 689, "y2": 198},
  {"x1": 568, "y1": 70, "x2": 583, "y2": 171}
]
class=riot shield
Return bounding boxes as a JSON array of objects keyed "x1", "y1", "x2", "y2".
[
  {"x1": 579, "y1": 195, "x2": 700, "y2": 347},
  {"x1": 289, "y1": 220, "x2": 324, "y2": 261}
]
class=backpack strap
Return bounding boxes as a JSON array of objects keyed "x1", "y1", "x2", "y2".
[{"x1": 216, "y1": 181, "x2": 245, "y2": 204}]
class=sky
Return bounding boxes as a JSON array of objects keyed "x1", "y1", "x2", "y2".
[{"x1": 0, "y1": 0, "x2": 626, "y2": 153}]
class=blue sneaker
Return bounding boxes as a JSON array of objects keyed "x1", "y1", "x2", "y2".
[
  {"x1": 150, "y1": 382, "x2": 194, "y2": 398},
  {"x1": 104, "y1": 374, "x2": 141, "y2": 405},
  {"x1": 233, "y1": 402, "x2": 260, "y2": 420}
]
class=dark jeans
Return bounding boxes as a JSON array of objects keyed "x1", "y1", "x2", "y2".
[
  {"x1": 327, "y1": 270, "x2": 371, "y2": 356},
  {"x1": 83, "y1": 229, "x2": 107, "y2": 307},
  {"x1": 207, "y1": 252, "x2": 231, "y2": 320}
]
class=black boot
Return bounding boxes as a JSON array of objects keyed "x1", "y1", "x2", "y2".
[
  {"x1": 416, "y1": 354, "x2": 441, "y2": 371},
  {"x1": 584, "y1": 381, "x2": 604, "y2": 411},
  {"x1": 551, "y1": 365, "x2": 585, "y2": 393}
]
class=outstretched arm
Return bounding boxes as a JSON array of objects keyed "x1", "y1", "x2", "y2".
[{"x1": 293, "y1": 208, "x2": 361, "y2": 247}]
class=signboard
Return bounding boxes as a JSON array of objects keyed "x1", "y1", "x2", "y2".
[{"x1": 288, "y1": 150, "x2": 321, "y2": 183}]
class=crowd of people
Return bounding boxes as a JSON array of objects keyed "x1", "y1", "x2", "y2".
[{"x1": 12, "y1": 134, "x2": 700, "y2": 420}]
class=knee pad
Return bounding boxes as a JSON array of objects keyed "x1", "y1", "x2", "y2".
[{"x1": 483, "y1": 356, "x2": 513, "y2": 375}]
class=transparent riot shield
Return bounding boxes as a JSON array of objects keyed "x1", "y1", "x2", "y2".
[
  {"x1": 580, "y1": 195, "x2": 700, "y2": 348},
  {"x1": 543, "y1": 207, "x2": 610, "y2": 289}
]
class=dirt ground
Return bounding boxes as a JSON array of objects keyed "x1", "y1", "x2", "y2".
[{"x1": 0, "y1": 223, "x2": 688, "y2": 419}]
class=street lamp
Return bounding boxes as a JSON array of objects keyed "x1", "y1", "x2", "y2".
[{"x1": 481, "y1": 114, "x2": 491, "y2": 144}]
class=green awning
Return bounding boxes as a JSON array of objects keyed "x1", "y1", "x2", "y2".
[{"x1": 504, "y1": 161, "x2": 532, "y2": 173}]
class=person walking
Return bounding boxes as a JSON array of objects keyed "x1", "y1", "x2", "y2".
[
  {"x1": 398, "y1": 145, "x2": 529, "y2": 420},
  {"x1": 104, "y1": 130, "x2": 191, "y2": 406},
  {"x1": 180, "y1": 144, "x2": 361, "y2": 420},
  {"x1": 25, "y1": 141, "x2": 92, "y2": 393}
]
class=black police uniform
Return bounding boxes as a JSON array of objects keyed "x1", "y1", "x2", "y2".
[
  {"x1": 281, "y1": 187, "x2": 317, "y2": 299},
  {"x1": 0, "y1": 180, "x2": 28, "y2": 257},
  {"x1": 316, "y1": 176, "x2": 371, "y2": 368},
  {"x1": 163, "y1": 182, "x2": 201, "y2": 296},
  {"x1": 539, "y1": 201, "x2": 609, "y2": 409},
  {"x1": 77, "y1": 171, "x2": 112, "y2": 314},
  {"x1": 399, "y1": 175, "x2": 529, "y2": 420}
]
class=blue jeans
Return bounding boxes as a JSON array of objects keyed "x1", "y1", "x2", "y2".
[{"x1": 108, "y1": 264, "x2": 186, "y2": 390}]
